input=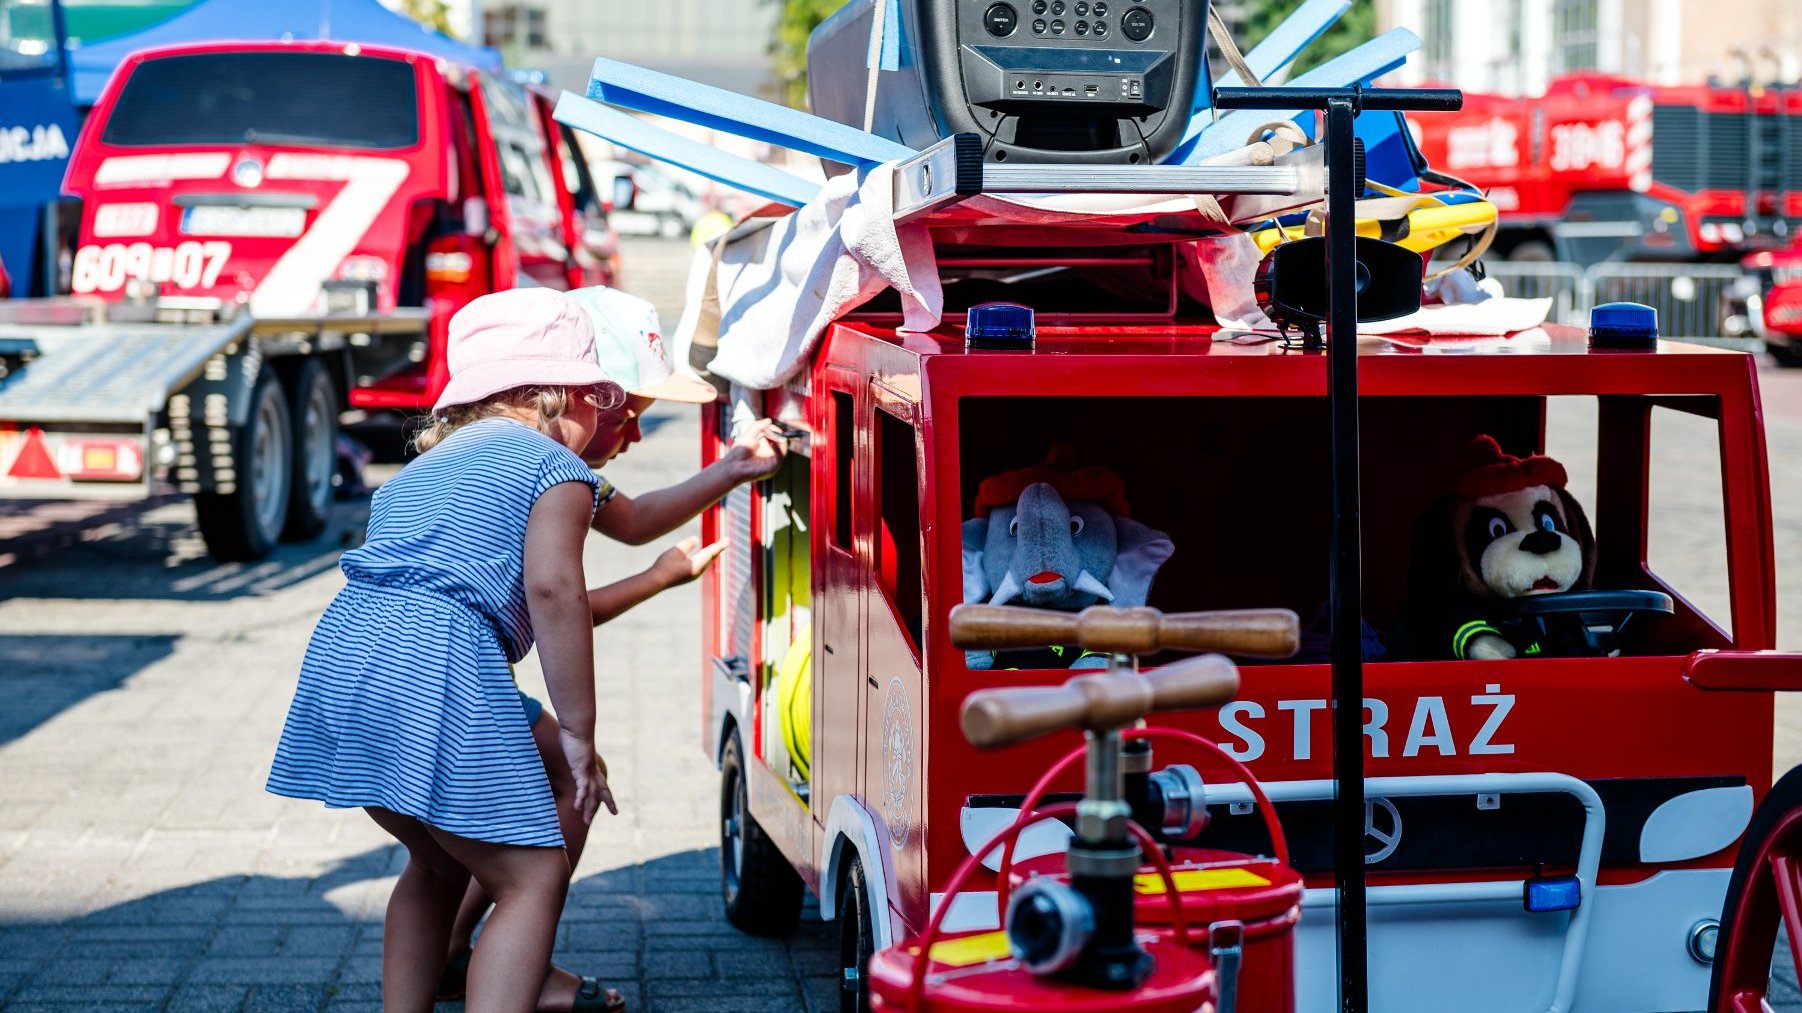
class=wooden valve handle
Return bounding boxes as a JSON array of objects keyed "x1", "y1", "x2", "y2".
[
  {"x1": 961, "y1": 672, "x2": 1154, "y2": 750},
  {"x1": 1155, "y1": 609, "x2": 1300, "y2": 659},
  {"x1": 1141, "y1": 653, "x2": 1241, "y2": 712},
  {"x1": 949, "y1": 604, "x2": 1301, "y2": 658}
]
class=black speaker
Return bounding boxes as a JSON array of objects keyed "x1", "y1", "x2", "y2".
[
  {"x1": 1252, "y1": 236, "x2": 1424, "y2": 339},
  {"x1": 808, "y1": 0, "x2": 1208, "y2": 166}
]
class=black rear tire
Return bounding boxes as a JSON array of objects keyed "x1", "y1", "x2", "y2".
[
  {"x1": 838, "y1": 855, "x2": 875, "y2": 1013},
  {"x1": 1506, "y1": 239, "x2": 1557, "y2": 262},
  {"x1": 1766, "y1": 340, "x2": 1802, "y2": 368},
  {"x1": 281, "y1": 360, "x2": 338, "y2": 541},
  {"x1": 720, "y1": 734, "x2": 804, "y2": 936},
  {"x1": 194, "y1": 368, "x2": 292, "y2": 562}
]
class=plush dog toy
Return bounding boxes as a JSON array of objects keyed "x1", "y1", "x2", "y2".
[
  {"x1": 962, "y1": 449, "x2": 1174, "y2": 670},
  {"x1": 1391, "y1": 435, "x2": 1595, "y2": 661}
]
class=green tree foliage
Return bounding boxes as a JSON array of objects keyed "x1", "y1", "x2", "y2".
[
  {"x1": 769, "y1": 0, "x2": 847, "y2": 108},
  {"x1": 1236, "y1": 0, "x2": 1375, "y2": 78},
  {"x1": 400, "y1": 0, "x2": 456, "y2": 37}
]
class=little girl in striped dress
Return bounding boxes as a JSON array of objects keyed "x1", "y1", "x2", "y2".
[{"x1": 268, "y1": 288, "x2": 621, "y2": 1013}]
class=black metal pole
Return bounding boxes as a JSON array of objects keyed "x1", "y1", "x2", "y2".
[
  {"x1": 1322, "y1": 93, "x2": 1367, "y2": 1013},
  {"x1": 1213, "y1": 83, "x2": 1462, "y2": 1013}
]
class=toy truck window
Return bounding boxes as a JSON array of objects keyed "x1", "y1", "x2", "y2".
[
  {"x1": 877, "y1": 407, "x2": 924, "y2": 653},
  {"x1": 101, "y1": 52, "x2": 421, "y2": 150},
  {"x1": 1647, "y1": 402, "x2": 1732, "y2": 637},
  {"x1": 958, "y1": 392, "x2": 1733, "y2": 667},
  {"x1": 830, "y1": 389, "x2": 854, "y2": 553}
]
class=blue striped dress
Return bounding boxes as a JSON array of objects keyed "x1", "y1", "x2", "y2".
[{"x1": 267, "y1": 417, "x2": 597, "y2": 847}]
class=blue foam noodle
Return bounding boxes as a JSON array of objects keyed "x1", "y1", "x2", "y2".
[
  {"x1": 585, "y1": 56, "x2": 915, "y2": 169},
  {"x1": 1168, "y1": 28, "x2": 1421, "y2": 165},
  {"x1": 1191, "y1": 0, "x2": 1350, "y2": 116},
  {"x1": 868, "y1": 0, "x2": 903, "y2": 71},
  {"x1": 554, "y1": 92, "x2": 822, "y2": 208}
]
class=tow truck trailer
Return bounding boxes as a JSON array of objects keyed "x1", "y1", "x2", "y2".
[{"x1": 0, "y1": 39, "x2": 621, "y2": 560}]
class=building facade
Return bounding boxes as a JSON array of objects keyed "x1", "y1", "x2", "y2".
[
  {"x1": 1379, "y1": 0, "x2": 1802, "y2": 95},
  {"x1": 476, "y1": 0, "x2": 779, "y2": 99}
]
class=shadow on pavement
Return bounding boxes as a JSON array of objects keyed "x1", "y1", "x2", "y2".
[
  {"x1": 0, "y1": 844, "x2": 396, "y2": 1011},
  {"x1": 0, "y1": 633, "x2": 178, "y2": 747},
  {"x1": 0, "y1": 844, "x2": 837, "y2": 1013},
  {"x1": 0, "y1": 494, "x2": 370, "y2": 604}
]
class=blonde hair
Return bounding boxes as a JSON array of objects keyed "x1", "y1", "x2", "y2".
[{"x1": 414, "y1": 386, "x2": 576, "y2": 453}]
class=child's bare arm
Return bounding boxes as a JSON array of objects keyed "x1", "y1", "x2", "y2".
[
  {"x1": 587, "y1": 537, "x2": 727, "y2": 626},
  {"x1": 591, "y1": 421, "x2": 785, "y2": 544},
  {"x1": 525, "y1": 481, "x2": 615, "y2": 821}
]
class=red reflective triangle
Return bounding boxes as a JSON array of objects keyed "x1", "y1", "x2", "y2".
[{"x1": 7, "y1": 426, "x2": 60, "y2": 480}]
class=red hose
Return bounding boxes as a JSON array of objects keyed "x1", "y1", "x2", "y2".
[
  {"x1": 995, "y1": 728, "x2": 1290, "y2": 919},
  {"x1": 905, "y1": 809, "x2": 1193, "y2": 1013}
]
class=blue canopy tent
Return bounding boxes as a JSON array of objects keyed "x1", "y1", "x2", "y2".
[{"x1": 70, "y1": 0, "x2": 500, "y2": 105}]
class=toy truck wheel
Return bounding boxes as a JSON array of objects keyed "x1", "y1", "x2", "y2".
[
  {"x1": 1708, "y1": 765, "x2": 1802, "y2": 1013},
  {"x1": 282, "y1": 360, "x2": 338, "y2": 541},
  {"x1": 719, "y1": 734, "x2": 803, "y2": 935},
  {"x1": 838, "y1": 856, "x2": 875, "y2": 1013},
  {"x1": 193, "y1": 369, "x2": 293, "y2": 562}
]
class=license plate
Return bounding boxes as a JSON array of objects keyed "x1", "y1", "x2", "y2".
[{"x1": 181, "y1": 205, "x2": 305, "y2": 238}]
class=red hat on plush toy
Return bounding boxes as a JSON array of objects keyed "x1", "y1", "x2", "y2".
[
  {"x1": 1452, "y1": 435, "x2": 1568, "y2": 498},
  {"x1": 974, "y1": 446, "x2": 1132, "y2": 518}
]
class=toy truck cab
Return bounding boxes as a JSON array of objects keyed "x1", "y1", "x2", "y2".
[
  {"x1": 699, "y1": 227, "x2": 1781, "y2": 1012},
  {"x1": 61, "y1": 40, "x2": 615, "y2": 412}
]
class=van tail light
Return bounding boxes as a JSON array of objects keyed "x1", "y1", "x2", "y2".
[{"x1": 425, "y1": 233, "x2": 490, "y2": 296}]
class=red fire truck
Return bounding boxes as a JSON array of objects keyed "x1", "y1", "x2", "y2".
[
  {"x1": 1408, "y1": 73, "x2": 1802, "y2": 265},
  {"x1": 0, "y1": 39, "x2": 618, "y2": 560},
  {"x1": 1745, "y1": 240, "x2": 1802, "y2": 363}
]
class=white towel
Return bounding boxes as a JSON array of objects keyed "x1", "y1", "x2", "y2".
[
  {"x1": 680, "y1": 163, "x2": 939, "y2": 391},
  {"x1": 1359, "y1": 296, "x2": 1553, "y2": 336}
]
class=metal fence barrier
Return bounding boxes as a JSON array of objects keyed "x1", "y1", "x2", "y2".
[{"x1": 1481, "y1": 260, "x2": 1764, "y2": 352}]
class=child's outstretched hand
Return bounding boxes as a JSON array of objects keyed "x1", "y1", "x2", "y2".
[
  {"x1": 559, "y1": 727, "x2": 619, "y2": 822},
  {"x1": 728, "y1": 419, "x2": 786, "y2": 482},
  {"x1": 652, "y1": 535, "x2": 728, "y2": 588}
]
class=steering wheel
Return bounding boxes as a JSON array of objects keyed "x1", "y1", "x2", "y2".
[{"x1": 1505, "y1": 589, "x2": 1674, "y2": 657}]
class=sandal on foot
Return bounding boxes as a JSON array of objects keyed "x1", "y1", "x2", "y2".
[
  {"x1": 560, "y1": 976, "x2": 626, "y2": 1013},
  {"x1": 435, "y1": 950, "x2": 471, "y2": 1002}
]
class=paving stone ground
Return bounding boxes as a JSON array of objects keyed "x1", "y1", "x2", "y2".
[{"x1": 1, "y1": 237, "x2": 1800, "y2": 1012}]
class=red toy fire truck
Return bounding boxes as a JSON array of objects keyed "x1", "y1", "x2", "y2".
[
  {"x1": 1407, "y1": 73, "x2": 1802, "y2": 264},
  {"x1": 0, "y1": 39, "x2": 617, "y2": 560},
  {"x1": 538, "y1": 2, "x2": 1802, "y2": 1009}
]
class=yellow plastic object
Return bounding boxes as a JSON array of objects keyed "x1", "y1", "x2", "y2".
[
  {"x1": 1132, "y1": 867, "x2": 1273, "y2": 895},
  {"x1": 1251, "y1": 196, "x2": 1498, "y2": 257},
  {"x1": 921, "y1": 931, "x2": 1014, "y2": 968},
  {"x1": 776, "y1": 625, "x2": 812, "y2": 781}
]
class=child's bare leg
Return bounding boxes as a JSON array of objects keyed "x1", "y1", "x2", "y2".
[
  {"x1": 425, "y1": 823, "x2": 570, "y2": 1013},
  {"x1": 365, "y1": 807, "x2": 472, "y2": 1013},
  {"x1": 447, "y1": 713, "x2": 600, "y2": 1010}
]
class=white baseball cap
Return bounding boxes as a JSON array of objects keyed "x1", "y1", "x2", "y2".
[{"x1": 564, "y1": 286, "x2": 717, "y2": 404}]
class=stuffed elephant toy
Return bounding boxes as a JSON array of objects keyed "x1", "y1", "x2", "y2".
[{"x1": 961, "y1": 456, "x2": 1174, "y2": 670}]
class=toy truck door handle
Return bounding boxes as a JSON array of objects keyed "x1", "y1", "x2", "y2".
[
  {"x1": 948, "y1": 604, "x2": 1300, "y2": 659},
  {"x1": 1682, "y1": 650, "x2": 1802, "y2": 692},
  {"x1": 961, "y1": 655, "x2": 1240, "y2": 750}
]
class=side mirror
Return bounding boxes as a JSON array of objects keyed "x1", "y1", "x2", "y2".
[
  {"x1": 1252, "y1": 236, "x2": 1423, "y2": 340},
  {"x1": 612, "y1": 176, "x2": 636, "y2": 211}
]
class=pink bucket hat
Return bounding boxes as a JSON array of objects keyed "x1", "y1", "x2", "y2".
[{"x1": 432, "y1": 289, "x2": 623, "y2": 416}]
